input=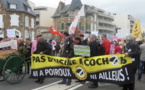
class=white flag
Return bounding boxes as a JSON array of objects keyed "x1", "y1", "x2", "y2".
[{"x1": 69, "y1": 5, "x2": 85, "y2": 34}]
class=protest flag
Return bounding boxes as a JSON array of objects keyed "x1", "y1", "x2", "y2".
[
  {"x1": 131, "y1": 18, "x2": 142, "y2": 40},
  {"x1": 50, "y1": 26, "x2": 61, "y2": 35},
  {"x1": 69, "y1": 5, "x2": 85, "y2": 34}
]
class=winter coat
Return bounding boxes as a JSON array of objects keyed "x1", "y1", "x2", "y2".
[
  {"x1": 89, "y1": 41, "x2": 100, "y2": 57},
  {"x1": 34, "y1": 40, "x2": 51, "y2": 55},
  {"x1": 61, "y1": 37, "x2": 74, "y2": 58},
  {"x1": 102, "y1": 39, "x2": 110, "y2": 55},
  {"x1": 125, "y1": 41, "x2": 140, "y2": 68}
]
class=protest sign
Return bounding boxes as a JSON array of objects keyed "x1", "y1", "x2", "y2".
[
  {"x1": 7, "y1": 29, "x2": 15, "y2": 37},
  {"x1": 31, "y1": 54, "x2": 133, "y2": 85},
  {"x1": 74, "y1": 45, "x2": 90, "y2": 56}
]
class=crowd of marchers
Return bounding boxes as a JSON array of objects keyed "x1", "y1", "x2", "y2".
[{"x1": 0, "y1": 32, "x2": 145, "y2": 90}]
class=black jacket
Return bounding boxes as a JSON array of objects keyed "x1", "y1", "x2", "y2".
[
  {"x1": 89, "y1": 41, "x2": 100, "y2": 57},
  {"x1": 61, "y1": 37, "x2": 74, "y2": 58},
  {"x1": 34, "y1": 40, "x2": 51, "y2": 55},
  {"x1": 25, "y1": 43, "x2": 32, "y2": 58},
  {"x1": 125, "y1": 41, "x2": 140, "y2": 68}
]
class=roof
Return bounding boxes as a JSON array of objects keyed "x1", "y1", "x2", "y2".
[
  {"x1": 1, "y1": 0, "x2": 35, "y2": 16},
  {"x1": 61, "y1": 4, "x2": 70, "y2": 14},
  {"x1": 52, "y1": 0, "x2": 95, "y2": 18},
  {"x1": 68, "y1": 0, "x2": 82, "y2": 11}
]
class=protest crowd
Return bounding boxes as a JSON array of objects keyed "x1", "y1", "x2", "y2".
[{"x1": 0, "y1": 30, "x2": 145, "y2": 90}]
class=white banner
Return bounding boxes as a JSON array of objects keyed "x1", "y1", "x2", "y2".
[
  {"x1": 0, "y1": 40, "x2": 18, "y2": 50},
  {"x1": 69, "y1": 5, "x2": 85, "y2": 34}
]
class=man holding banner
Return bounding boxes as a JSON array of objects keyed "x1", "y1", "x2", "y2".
[
  {"x1": 58, "y1": 32, "x2": 74, "y2": 85},
  {"x1": 88, "y1": 34, "x2": 100, "y2": 88},
  {"x1": 123, "y1": 34, "x2": 140, "y2": 90},
  {"x1": 34, "y1": 34, "x2": 51, "y2": 84}
]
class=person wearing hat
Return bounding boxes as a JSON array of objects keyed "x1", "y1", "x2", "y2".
[{"x1": 34, "y1": 34, "x2": 51, "y2": 84}]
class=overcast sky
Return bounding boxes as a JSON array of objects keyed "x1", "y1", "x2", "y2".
[{"x1": 29, "y1": 0, "x2": 145, "y2": 27}]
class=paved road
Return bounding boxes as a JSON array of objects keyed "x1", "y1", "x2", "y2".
[{"x1": 0, "y1": 74, "x2": 145, "y2": 90}]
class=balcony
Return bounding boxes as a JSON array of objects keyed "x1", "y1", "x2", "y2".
[
  {"x1": 98, "y1": 26, "x2": 115, "y2": 32},
  {"x1": 98, "y1": 13, "x2": 114, "y2": 20},
  {"x1": 98, "y1": 19, "x2": 114, "y2": 25}
]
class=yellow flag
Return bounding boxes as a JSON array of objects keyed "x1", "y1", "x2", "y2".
[{"x1": 132, "y1": 19, "x2": 142, "y2": 40}]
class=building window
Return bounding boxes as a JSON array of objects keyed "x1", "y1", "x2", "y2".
[
  {"x1": 24, "y1": 30, "x2": 29, "y2": 39},
  {"x1": 79, "y1": 22, "x2": 82, "y2": 30},
  {"x1": 10, "y1": 14, "x2": 19, "y2": 26},
  {"x1": 31, "y1": 18, "x2": 34, "y2": 28},
  {"x1": 0, "y1": 14, "x2": 4, "y2": 28},
  {"x1": 61, "y1": 23, "x2": 64, "y2": 30},
  {"x1": 25, "y1": 16, "x2": 29, "y2": 27},
  {"x1": 10, "y1": 4, "x2": 17, "y2": 9}
]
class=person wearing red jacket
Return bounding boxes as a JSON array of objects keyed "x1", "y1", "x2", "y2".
[
  {"x1": 115, "y1": 42, "x2": 123, "y2": 54},
  {"x1": 101, "y1": 34, "x2": 110, "y2": 55}
]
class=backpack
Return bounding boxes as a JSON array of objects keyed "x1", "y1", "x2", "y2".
[{"x1": 98, "y1": 44, "x2": 105, "y2": 55}]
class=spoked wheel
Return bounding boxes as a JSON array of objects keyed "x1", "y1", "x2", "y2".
[
  {"x1": 5, "y1": 54, "x2": 18, "y2": 61},
  {"x1": 0, "y1": 59, "x2": 7, "y2": 81},
  {"x1": 3, "y1": 56, "x2": 26, "y2": 84}
]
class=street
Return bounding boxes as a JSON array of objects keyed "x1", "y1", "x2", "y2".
[{"x1": 0, "y1": 74, "x2": 145, "y2": 90}]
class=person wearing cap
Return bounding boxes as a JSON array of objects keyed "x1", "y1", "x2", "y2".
[
  {"x1": 58, "y1": 32, "x2": 74, "y2": 85},
  {"x1": 34, "y1": 34, "x2": 51, "y2": 84},
  {"x1": 123, "y1": 34, "x2": 140, "y2": 90}
]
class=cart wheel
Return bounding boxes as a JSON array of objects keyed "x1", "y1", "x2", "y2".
[
  {"x1": 0, "y1": 59, "x2": 7, "y2": 81},
  {"x1": 5, "y1": 54, "x2": 18, "y2": 61},
  {"x1": 3, "y1": 56, "x2": 26, "y2": 84}
]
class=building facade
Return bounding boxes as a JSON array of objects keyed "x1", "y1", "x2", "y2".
[
  {"x1": 0, "y1": 0, "x2": 36, "y2": 41},
  {"x1": 52, "y1": 0, "x2": 115, "y2": 40},
  {"x1": 113, "y1": 14, "x2": 135, "y2": 38},
  {"x1": 34, "y1": 6, "x2": 56, "y2": 33}
]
